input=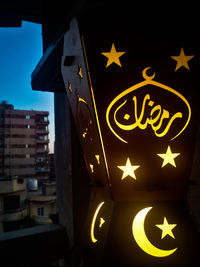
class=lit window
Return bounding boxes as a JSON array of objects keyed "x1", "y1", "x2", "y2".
[
  {"x1": 26, "y1": 125, "x2": 30, "y2": 129},
  {"x1": 25, "y1": 144, "x2": 30, "y2": 148},
  {"x1": 44, "y1": 116, "x2": 48, "y2": 122},
  {"x1": 26, "y1": 115, "x2": 30, "y2": 119},
  {"x1": 26, "y1": 154, "x2": 30, "y2": 158}
]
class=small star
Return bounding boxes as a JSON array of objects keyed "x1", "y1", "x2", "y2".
[
  {"x1": 117, "y1": 157, "x2": 140, "y2": 180},
  {"x1": 101, "y1": 43, "x2": 126, "y2": 68},
  {"x1": 156, "y1": 217, "x2": 177, "y2": 239},
  {"x1": 171, "y1": 48, "x2": 194, "y2": 71},
  {"x1": 157, "y1": 146, "x2": 180, "y2": 168}
]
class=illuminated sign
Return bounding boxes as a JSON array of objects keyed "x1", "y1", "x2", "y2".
[
  {"x1": 90, "y1": 201, "x2": 105, "y2": 243},
  {"x1": 106, "y1": 67, "x2": 191, "y2": 143},
  {"x1": 61, "y1": 17, "x2": 200, "y2": 202},
  {"x1": 132, "y1": 207, "x2": 177, "y2": 257},
  {"x1": 61, "y1": 14, "x2": 200, "y2": 266},
  {"x1": 87, "y1": 201, "x2": 200, "y2": 265}
]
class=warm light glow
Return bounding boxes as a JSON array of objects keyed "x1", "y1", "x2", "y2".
[
  {"x1": 117, "y1": 157, "x2": 140, "y2": 180},
  {"x1": 101, "y1": 43, "x2": 126, "y2": 68},
  {"x1": 95, "y1": 155, "x2": 100, "y2": 164},
  {"x1": 90, "y1": 202, "x2": 105, "y2": 243},
  {"x1": 68, "y1": 82, "x2": 72, "y2": 93},
  {"x1": 171, "y1": 48, "x2": 194, "y2": 71},
  {"x1": 77, "y1": 95, "x2": 88, "y2": 105},
  {"x1": 99, "y1": 217, "x2": 105, "y2": 228},
  {"x1": 89, "y1": 164, "x2": 94, "y2": 173},
  {"x1": 82, "y1": 36, "x2": 111, "y2": 185},
  {"x1": 156, "y1": 217, "x2": 177, "y2": 239},
  {"x1": 132, "y1": 207, "x2": 177, "y2": 257},
  {"x1": 106, "y1": 67, "x2": 191, "y2": 143},
  {"x1": 157, "y1": 146, "x2": 180, "y2": 167},
  {"x1": 78, "y1": 66, "x2": 83, "y2": 78}
]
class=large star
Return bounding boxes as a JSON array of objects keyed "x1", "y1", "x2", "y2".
[
  {"x1": 171, "y1": 48, "x2": 194, "y2": 71},
  {"x1": 157, "y1": 146, "x2": 180, "y2": 168},
  {"x1": 117, "y1": 157, "x2": 140, "y2": 180},
  {"x1": 156, "y1": 217, "x2": 177, "y2": 239},
  {"x1": 101, "y1": 43, "x2": 126, "y2": 68}
]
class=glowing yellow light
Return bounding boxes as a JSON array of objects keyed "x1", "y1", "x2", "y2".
[
  {"x1": 117, "y1": 157, "x2": 140, "y2": 180},
  {"x1": 89, "y1": 164, "x2": 94, "y2": 173},
  {"x1": 78, "y1": 66, "x2": 83, "y2": 79},
  {"x1": 90, "y1": 202, "x2": 105, "y2": 243},
  {"x1": 132, "y1": 207, "x2": 177, "y2": 257},
  {"x1": 101, "y1": 43, "x2": 126, "y2": 68},
  {"x1": 82, "y1": 36, "x2": 111, "y2": 186},
  {"x1": 99, "y1": 217, "x2": 105, "y2": 228},
  {"x1": 68, "y1": 82, "x2": 72, "y2": 93},
  {"x1": 157, "y1": 145, "x2": 180, "y2": 167},
  {"x1": 171, "y1": 48, "x2": 194, "y2": 71},
  {"x1": 106, "y1": 67, "x2": 191, "y2": 143},
  {"x1": 95, "y1": 155, "x2": 100, "y2": 164},
  {"x1": 156, "y1": 217, "x2": 176, "y2": 239},
  {"x1": 124, "y1": 114, "x2": 130, "y2": 120},
  {"x1": 77, "y1": 95, "x2": 88, "y2": 105}
]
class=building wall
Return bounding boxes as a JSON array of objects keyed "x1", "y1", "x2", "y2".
[
  {"x1": 0, "y1": 101, "x2": 50, "y2": 181},
  {"x1": 29, "y1": 201, "x2": 56, "y2": 218}
]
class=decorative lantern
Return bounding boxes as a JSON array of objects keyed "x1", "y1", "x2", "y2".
[{"x1": 61, "y1": 6, "x2": 200, "y2": 265}]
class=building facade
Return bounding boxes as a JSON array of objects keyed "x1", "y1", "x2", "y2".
[
  {"x1": 0, "y1": 178, "x2": 28, "y2": 232},
  {"x1": 0, "y1": 101, "x2": 49, "y2": 183}
]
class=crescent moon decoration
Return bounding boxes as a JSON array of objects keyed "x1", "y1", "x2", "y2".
[
  {"x1": 132, "y1": 207, "x2": 177, "y2": 257},
  {"x1": 90, "y1": 201, "x2": 105, "y2": 243}
]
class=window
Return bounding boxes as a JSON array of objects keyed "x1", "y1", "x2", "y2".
[
  {"x1": 26, "y1": 125, "x2": 30, "y2": 129},
  {"x1": 25, "y1": 144, "x2": 30, "y2": 148},
  {"x1": 37, "y1": 207, "x2": 44, "y2": 216},
  {"x1": 26, "y1": 154, "x2": 30, "y2": 158},
  {"x1": 26, "y1": 115, "x2": 30, "y2": 119},
  {"x1": 44, "y1": 144, "x2": 48, "y2": 151},
  {"x1": 44, "y1": 116, "x2": 48, "y2": 122}
]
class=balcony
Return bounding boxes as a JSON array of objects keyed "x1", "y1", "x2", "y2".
[
  {"x1": 36, "y1": 137, "x2": 49, "y2": 143},
  {"x1": 0, "y1": 179, "x2": 26, "y2": 194},
  {"x1": 35, "y1": 119, "x2": 49, "y2": 124},
  {"x1": 0, "y1": 207, "x2": 28, "y2": 222},
  {"x1": 33, "y1": 215, "x2": 53, "y2": 225}
]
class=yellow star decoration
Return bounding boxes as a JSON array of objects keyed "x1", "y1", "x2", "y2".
[
  {"x1": 101, "y1": 43, "x2": 126, "y2": 68},
  {"x1": 156, "y1": 217, "x2": 177, "y2": 239},
  {"x1": 171, "y1": 48, "x2": 194, "y2": 71},
  {"x1": 157, "y1": 146, "x2": 180, "y2": 168},
  {"x1": 117, "y1": 157, "x2": 140, "y2": 180}
]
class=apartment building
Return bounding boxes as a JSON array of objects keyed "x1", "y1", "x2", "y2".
[{"x1": 0, "y1": 101, "x2": 49, "y2": 183}]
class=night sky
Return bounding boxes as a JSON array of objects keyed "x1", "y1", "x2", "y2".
[{"x1": 0, "y1": 21, "x2": 54, "y2": 152}]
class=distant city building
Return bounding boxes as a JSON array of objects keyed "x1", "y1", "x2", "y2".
[{"x1": 0, "y1": 101, "x2": 50, "y2": 184}]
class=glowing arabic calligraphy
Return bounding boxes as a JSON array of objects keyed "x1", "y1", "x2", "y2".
[{"x1": 106, "y1": 68, "x2": 191, "y2": 143}]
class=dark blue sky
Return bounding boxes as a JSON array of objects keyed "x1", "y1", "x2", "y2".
[{"x1": 0, "y1": 21, "x2": 54, "y2": 152}]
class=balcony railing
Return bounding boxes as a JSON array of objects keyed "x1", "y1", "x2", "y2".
[{"x1": 0, "y1": 206, "x2": 28, "y2": 222}]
